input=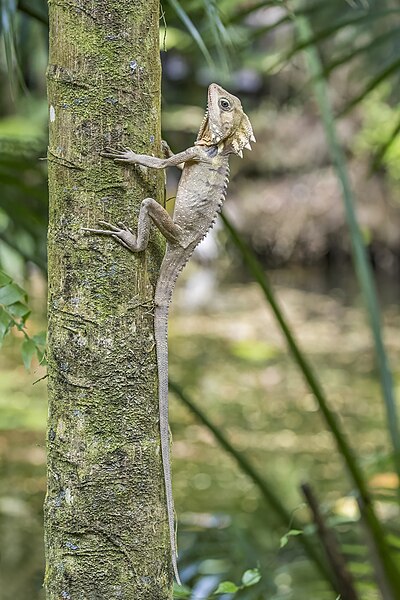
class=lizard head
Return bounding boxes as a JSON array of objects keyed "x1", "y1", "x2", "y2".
[{"x1": 195, "y1": 83, "x2": 255, "y2": 157}]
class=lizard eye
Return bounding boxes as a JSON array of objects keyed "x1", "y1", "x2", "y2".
[{"x1": 219, "y1": 98, "x2": 232, "y2": 111}]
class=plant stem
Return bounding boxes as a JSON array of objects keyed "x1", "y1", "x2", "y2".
[
  {"x1": 297, "y1": 13, "x2": 400, "y2": 487},
  {"x1": 222, "y1": 207, "x2": 400, "y2": 596},
  {"x1": 170, "y1": 379, "x2": 336, "y2": 590}
]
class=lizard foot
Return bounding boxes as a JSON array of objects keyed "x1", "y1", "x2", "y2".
[
  {"x1": 83, "y1": 221, "x2": 137, "y2": 252},
  {"x1": 100, "y1": 146, "x2": 137, "y2": 164},
  {"x1": 161, "y1": 140, "x2": 172, "y2": 158}
]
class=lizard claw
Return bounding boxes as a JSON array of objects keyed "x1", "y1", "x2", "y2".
[
  {"x1": 98, "y1": 220, "x2": 120, "y2": 231},
  {"x1": 117, "y1": 221, "x2": 134, "y2": 233}
]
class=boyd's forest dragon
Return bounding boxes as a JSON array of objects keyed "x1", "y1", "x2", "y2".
[{"x1": 84, "y1": 83, "x2": 255, "y2": 585}]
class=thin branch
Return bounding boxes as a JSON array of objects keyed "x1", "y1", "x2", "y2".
[{"x1": 301, "y1": 483, "x2": 360, "y2": 600}]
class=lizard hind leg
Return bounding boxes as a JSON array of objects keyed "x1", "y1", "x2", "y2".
[
  {"x1": 83, "y1": 198, "x2": 182, "y2": 253},
  {"x1": 136, "y1": 197, "x2": 182, "y2": 250}
]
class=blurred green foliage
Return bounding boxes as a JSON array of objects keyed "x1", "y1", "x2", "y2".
[
  {"x1": 0, "y1": 268, "x2": 45, "y2": 368},
  {"x1": 355, "y1": 86, "x2": 400, "y2": 183}
]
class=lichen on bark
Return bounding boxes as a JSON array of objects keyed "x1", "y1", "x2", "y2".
[{"x1": 45, "y1": 1, "x2": 171, "y2": 598}]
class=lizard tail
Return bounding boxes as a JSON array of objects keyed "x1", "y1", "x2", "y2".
[{"x1": 154, "y1": 303, "x2": 182, "y2": 586}]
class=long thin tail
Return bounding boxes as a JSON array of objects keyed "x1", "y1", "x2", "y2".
[{"x1": 154, "y1": 303, "x2": 182, "y2": 586}]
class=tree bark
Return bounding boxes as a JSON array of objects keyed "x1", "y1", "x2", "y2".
[{"x1": 45, "y1": 1, "x2": 171, "y2": 598}]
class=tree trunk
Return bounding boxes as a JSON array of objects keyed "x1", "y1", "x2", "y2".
[{"x1": 45, "y1": 2, "x2": 171, "y2": 598}]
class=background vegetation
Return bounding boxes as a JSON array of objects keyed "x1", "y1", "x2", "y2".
[{"x1": 1, "y1": 0, "x2": 400, "y2": 598}]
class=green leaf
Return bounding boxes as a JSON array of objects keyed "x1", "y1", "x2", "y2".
[
  {"x1": 201, "y1": 0, "x2": 231, "y2": 73},
  {"x1": 0, "y1": 308, "x2": 11, "y2": 340},
  {"x1": 231, "y1": 339, "x2": 279, "y2": 363},
  {"x1": 241, "y1": 568, "x2": 261, "y2": 587},
  {"x1": 31, "y1": 331, "x2": 47, "y2": 364},
  {"x1": 280, "y1": 534, "x2": 288, "y2": 548},
  {"x1": 32, "y1": 331, "x2": 47, "y2": 347},
  {"x1": 21, "y1": 337, "x2": 36, "y2": 370},
  {"x1": 167, "y1": 0, "x2": 215, "y2": 69},
  {"x1": 173, "y1": 582, "x2": 191, "y2": 598},
  {"x1": 6, "y1": 301, "x2": 31, "y2": 319},
  {"x1": 214, "y1": 581, "x2": 239, "y2": 594},
  {"x1": 371, "y1": 112, "x2": 400, "y2": 171},
  {"x1": 321, "y1": 26, "x2": 400, "y2": 79},
  {"x1": 0, "y1": 270, "x2": 12, "y2": 286},
  {"x1": 280, "y1": 529, "x2": 303, "y2": 548},
  {"x1": 0, "y1": 282, "x2": 25, "y2": 305}
]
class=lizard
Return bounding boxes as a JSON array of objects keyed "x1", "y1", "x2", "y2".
[{"x1": 83, "y1": 83, "x2": 255, "y2": 585}]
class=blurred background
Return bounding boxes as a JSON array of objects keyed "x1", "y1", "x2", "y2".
[{"x1": 1, "y1": 1, "x2": 400, "y2": 598}]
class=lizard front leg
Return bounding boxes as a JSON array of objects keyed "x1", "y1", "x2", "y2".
[
  {"x1": 83, "y1": 198, "x2": 182, "y2": 252},
  {"x1": 101, "y1": 145, "x2": 203, "y2": 169}
]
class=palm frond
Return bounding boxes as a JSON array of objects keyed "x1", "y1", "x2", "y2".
[
  {"x1": 321, "y1": 26, "x2": 400, "y2": 78},
  {"x1": 0, "y1": 0, "x2": 21, "y2": 89},
  {"x1": 166, "y1": 0, "x2": 215, "y2": 70},
  {"x1": 261, "y1": 8, "x2": 400, "y2": 72},
  {"x1": 201, "y1": 0, "x2": 232, "y2": 74},
  {"x1": 297, "y1": 13, "x2": 400, "y2": 500},
  {"x1": 339, "y1": 57, "x2": 400, "y2": 116}
]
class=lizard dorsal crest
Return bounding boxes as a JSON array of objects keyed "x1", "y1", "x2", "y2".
[{"x1": 196, "y1": 83, "x2": 255, "y2": 157}]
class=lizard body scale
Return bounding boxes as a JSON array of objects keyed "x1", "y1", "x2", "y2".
[{"x1": 84, "y1": 84, "x2": 255, "y2": 585}]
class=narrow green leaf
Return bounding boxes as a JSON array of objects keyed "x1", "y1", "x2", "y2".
[
  {"x1": 173, "y1": 582, "x2": 191, "y2": 598},
  {"x1": 230, "y1": 0, "x2": 332, "y2": 26},
  {"x1": 0, "y1": 308, "x2": 11, "y2": 339},
  {"x1": 32, "y1": 331, "x2": 47, "y2": 347},
  {"x1": 241, "y1": 568, "x2": 262, "y2": 587},
  {"x1": 214, "y1": 581, "x2": 239, "y2": 594},
  {"x1": 0, "y1": 270, "x2": 12, "y2": 286},
  {"x1": 321, "y1": 27, "x2": 400, "y2": 78},
  {"x1": 387, "y1": 533, "x2": 400, "y2": 550},
  {"x1": 201, "y1": 0, "x2": 231, "y2": 73},
  {"x1": 263, "y1": 8, "x2": 400, "y2": 72},
  {"x1": 6, "y1": 301, "x2": 31, "y2": 319},
  {"x1": 0, "y1": 0, "x2": 26, "y2": 92},
  {"x1": 280, "y1": 529, "x2": 303, "y2": 548},
  {"x1": 371, "y1": 113, "x2": 400, "y2": 171},
  {"x1": 0, "y1": 283, "x2": 25, "y2": 305},
  {"x1": 17, "y1": 0, "x2": 49, "y2": 25},
  {"x1": 167, "y1": 0, "x2": 215, "y2": 69},
  {"x1": 21, "y1": 337, "x2": 36, "y2": 370},
  {"x1": 280, "y1": 534, "x2": 289, "y2": 548},
  {"x1": 339, "y1": 57, "x2": 400, "y2": 116}
]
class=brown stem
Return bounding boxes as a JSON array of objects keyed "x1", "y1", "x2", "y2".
[{"x1": 300, "y1": 483, "x2": 360, "y2": 600}]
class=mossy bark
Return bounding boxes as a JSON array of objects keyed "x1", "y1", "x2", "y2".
[{"x1": 45, "y1": 1, "x2": 171, "y2": 598}]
